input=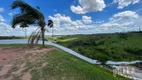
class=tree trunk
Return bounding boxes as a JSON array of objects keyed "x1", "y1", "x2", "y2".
[
  {"x1": 25, "y1": 28, "x2": 27, "y2": 39},
  {"x1": 41, "y1": 27, "x2": 45, "y2": 47},
  {"x1": 52, "y1": 27, "x2": 53, "y2": 42}
]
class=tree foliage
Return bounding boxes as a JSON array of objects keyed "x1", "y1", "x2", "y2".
[{"x1": 11, "y1": 0, "x2": 46, "y2": 46}]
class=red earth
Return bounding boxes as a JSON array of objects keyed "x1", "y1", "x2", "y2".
[{"x1": 0, "y1": 46, "x2": 55, "y2": 80}]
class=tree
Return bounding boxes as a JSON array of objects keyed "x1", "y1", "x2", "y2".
[
  {"x1": 11, "y1": 0, "x2": 46, "y2": 46},
  {"x1": 48, "y1": 20, "x2": 54, "y2": 41}
]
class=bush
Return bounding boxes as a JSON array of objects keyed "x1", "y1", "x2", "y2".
[
  {"x1": 118, "y1": 33, "x2": 128, "y2": 40},
  {"x1": 124, "y1": 48, "x2": 142, "y2": 55}
]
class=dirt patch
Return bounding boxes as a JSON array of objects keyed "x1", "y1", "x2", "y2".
[
  {"x1": 0, "y1": 46, "x2": 55, "y2": 80},
  {"x1": 12, "y1": 63, "x2": 26, "y2": 75},
  {"x1": 41, "y1": 62, "x2": 48, "y2": 68},
  {"x1": 0, "y1": 46, "x2": 29, "y2": 64},
  {"x1": 21, "y1": 72, "x2": 31, "y2": 80},
  {"x1": 0, "y1": 65, "x2": 12, "y2": 76},
  {"x1": 0, "y1": 76, "x2": 12, "y2": 80},
  {"x1": 0, "y1": 46, "x2": 54, "y2": 64}
]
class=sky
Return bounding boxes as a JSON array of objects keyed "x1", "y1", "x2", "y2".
[{"x1": 0, "y1": 0, "x2": 142, "y2": 36}]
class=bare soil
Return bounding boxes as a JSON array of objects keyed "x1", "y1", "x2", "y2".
[{"x1": 0, "y1": 46, "x2": 55, "y2": 80}]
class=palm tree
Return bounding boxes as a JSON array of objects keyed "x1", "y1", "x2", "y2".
[
  {"x1": 11, "y1": 0, "x2": 46, "y2": 46},
  {"x1": 48, "y1": 20, "x2": 54, "y2": 41}
]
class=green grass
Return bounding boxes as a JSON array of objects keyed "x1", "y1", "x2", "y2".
[
  {"x1": 0, "y1": 44, "x2": 129, "y2": 80},
  {"x1": 31, "y1": 49, "x2": 129, "y2": 80},
  {"x1": 0, "y1": 44, "x2": 53, "y2": 48},
  {"x1": 0, "y1": 44, "x2": 27, "y2": 47},
  {"x1": 0, "y1": 36, "x2": 25, "y2": 40},
  {"x1": 56, "y1": 32, "x2": 142, "y2": 62}
]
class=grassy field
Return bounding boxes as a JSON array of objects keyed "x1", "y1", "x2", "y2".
[
  {"x1": 0, "y1": 36, "x2": 25, "y2": 40},
  {"x1": 55, "y1": 32, "x2": 142, "y2": 62},
  {"x1": 0, "y1": 44, "x2": 129, "y2": 80}
]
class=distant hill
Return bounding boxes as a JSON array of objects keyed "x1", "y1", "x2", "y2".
[
  {"x1": 0, "y1": 36, "x2": 25, "y2": 40},
  {"x1": 56, "y1": 32, "x2": 142, "y2": 62}
]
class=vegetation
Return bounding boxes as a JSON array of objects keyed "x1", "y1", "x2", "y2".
[
  {"x1": 132, "y1": 62, "x2": 142, "y2": 70},
  {"x1": 0, "y1": 44, "x2": 129, "y2": 80},
  {"x1": 0, "y1": 36, "x2": 24, "y2": 40},
  {"x1": 0, "y1": 44, "x2": 52, "y2": 48},
  {"x1": 31, "y1": 50, "x2": 128, "y2": 80},
  {"x1": 56, "y1": 32, "x2": 142, "y2": 62},
  {"x1": 10, "y1": 0, "x2": 51, "y2": 46},
  {"x1": 0, "y1": 44, "x2": 27, "y2": 47},
  {"x1": 48, "y1": 20, "x2": 54, "y2": 41}
]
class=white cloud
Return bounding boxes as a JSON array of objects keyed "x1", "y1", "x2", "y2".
[
  {"x1": 82, "y1": 16, "x2": 92, "y2": 24},
  {"x1": 8, "y1": 12, "x2": 13, "y2": 16},
  {"x1": 0, "y1": 15, "x2": 39, "y2": 36},
  {"x1": 71, "y1": 6, "x2": 86, "y2": 14},
  {"x1": 71, "y1": 20, "x2": 84, "y2": 28},
  {"x1": 99, "y1": 11, "x2": 141, "y2": 32},
  {"x1": 95, "y1": 20, "x2": 104, "y2": 24},
  {"x1": 113, "y1": 0, "x2": 140, "y2": 9},
  {"x1": 70, "y1": 0, "x2": 106, "y2": 14},
  {"x1": 49, "y1": 14, "x2": 72, "y2": 28},
  {"x1": 110, "y1": 11, "x2": 139, "y2": 22},
  {"x1": 0, "y1": 22, "x2": 37, "y2": 36},
  {"x1": 49, "y1": 13, "x2": 86, "y2": 31},
  {"x1": 0, "y1": 15, "x2": 5, "y2": 22},
  {"x1": 101, "y1": 22, "x2": 133, "y2": 28},
  {"x1": 0, "y1": 23, "x2": 11, "y2": 36},
  {"x1": 0, "y1": 8, "x2": 4, "y2": 12},
  {"x1": 48, "y1": 11, "x2": 142, "y2": 35},
  {"x1": 48, "y1": 13, "x2": 99, "y2": 35}
]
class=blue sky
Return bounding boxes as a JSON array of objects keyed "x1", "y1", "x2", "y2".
[{"x1": 0, "y1": 0, "x2": 142, "y2": 36}]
